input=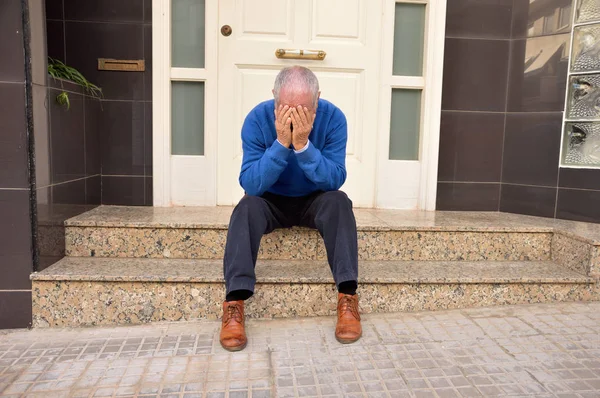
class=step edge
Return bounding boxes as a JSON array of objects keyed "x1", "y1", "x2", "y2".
[
  {"x1": 61, "y1": 224, "x2": 600, "y2": 247},
  {"x1": 63, "y1": 221, "x2": 557, "y2": 234},
  {"x1": 30, "y1": 275, "x2": 595, "y2": 284},
  {"x1": 554, "y1": 229, "x2": 600, "y2": 245}
]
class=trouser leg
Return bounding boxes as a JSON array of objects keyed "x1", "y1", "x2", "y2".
[
  {"x1": 223, "y1": 195, "x2": 285, "y2": 296},
  {"x1": 300, "y1": 191, "x2": 359, "y2": 288}
]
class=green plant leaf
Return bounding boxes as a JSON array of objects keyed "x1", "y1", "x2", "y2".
[
  {"x1": 56, "y1": 91, "x2": 70, "y2": 110},
  {"x1": 47, "y1": 58, "x2": 103, "y2": 100}
]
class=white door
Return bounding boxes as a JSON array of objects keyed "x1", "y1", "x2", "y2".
[{"x1": 217, "y1": 0, "x2": 383, "y2": 207}]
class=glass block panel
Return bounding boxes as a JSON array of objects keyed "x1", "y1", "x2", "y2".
[
  {"x1": 389, "y1": 89, "x2": 422, "y2": 160},
  {"x1": 172, "y1": 81, "x2": 205, "y2": 155},
  {"x1": 392, "y1": 3, "x2": 426, "y2": 76},
  {"x1": 562, "y1": 122, "x2": 600, "y2": 166},
  {"x1": 172, "y1": 0, "x2": 206, "y2": 68},
  {"x1": 576, "y1": 0, "x2": 600, "y2": 24},
  {"x1": 571, "y1": 24, "x2": 600, "y2": 72},
  {"x1": 567, "y1": 74, "x2": 600, "y2": 120}
]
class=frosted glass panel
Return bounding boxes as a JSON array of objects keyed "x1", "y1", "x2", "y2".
[
  {"x1": 571, "y1": 24, "x2": 600, "y2": 72},
  {"x1": 389, "y1": 89, "x2": 422, "y2": 160},
  {"x1": 562, "y1": 122, "x2": 600, "y2": 166},
  {"x1": 576, "y1": 0, "x2": 600, "y2": 24},
  {"x1": 567, "y1": 74, "x2": 600, "y2": 120},
  {"x1": 172, "y1": 0, "x2": 205, "y2": 68},
  {"x1": 393, "y1": 3, "x2": 425, "y2": 76},
  {"x1": 172, "y1": 82, "x2": 205, "y2": 155},
  {"x1": 560, "y1": 0, "x2": 600, "y2": 168}
]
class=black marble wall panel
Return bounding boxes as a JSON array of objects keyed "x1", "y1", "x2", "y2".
[
  {"x1": 501, "y1": 0, "x2": 600, "y2": 221},
  {"x1": 46, "y1": 0, "x2": 153, "y2": 206},
  {"x1": 437, "y1": 0, "x2": 514, "y2": 211},
  {"x1": 0, "y1": 0, "x2": 33, "y2": 329},
  {"x1": 439, "y1": 0, "x2": 600, "y2": 222}
]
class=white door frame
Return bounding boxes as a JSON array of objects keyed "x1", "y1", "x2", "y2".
[
  {"x1": 152, "y1": 0, "x2": 446, "y2": 210},
  {"x1": 376, "y1": 0, "x2": 446, "y2": 210},
  {"x1": 420, "y1": 0, "x2": 447, "y2": 210},
  {"x1": 152, "y1": 0, "x2": 219, "y2": 206}
]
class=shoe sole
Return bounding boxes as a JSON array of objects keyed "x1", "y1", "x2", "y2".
[
  {"x1": 335, "y1": 333, "x2": 362, "y2": 344},
  {"x1": 220, "y1": 340, "x2": 247, "y2": 352}
]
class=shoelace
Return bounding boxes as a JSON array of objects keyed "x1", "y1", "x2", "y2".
[
  {"x1": 338, "y1": 296, "x2": 360, "y2": 320},
  {"x1": 224, "y1": 304, "x2": 243, "y2": 324}
]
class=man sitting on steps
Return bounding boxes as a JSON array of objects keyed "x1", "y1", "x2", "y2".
[{"x1": 220, "y1": 65, "x2": 361, "y2": 351}]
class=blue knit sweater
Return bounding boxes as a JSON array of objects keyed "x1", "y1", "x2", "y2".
[{"x1": 239, "y1": 98, "x2": 347, "y2": 197}]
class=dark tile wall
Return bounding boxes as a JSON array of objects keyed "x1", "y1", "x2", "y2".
[
  {"x1": 500, "y1": 0, "x2": 600, "y2": 223},
  {"x1": 35, "y1": 0, "x2": 103, "y2": 292},
  {"x1": 0, "y1": 0, "x2": 152, "y2": 329},
  {"x1": 436, "y1": 183, "x2": 501, "y2": 212},
  {"x1": 0, "y1": 0, "x2": 33, "y2": 329},
  {"x1": 503, "y1": 0, "x2": 571, "y2": 220},
  {"x1": 501, "y1": 113, "x2": 562, "y2": 187},
  {"x1": 438, "y1": 0, "x2": 600, "y2": 223},
  {"x1": 437, "y1": 0, "x2": 513, "y2": 211},
  {"x1": 46, "y1": 0, "x2": 153, "y2": 206},
  {"x1": 36, "y1": 68, "x2": 102, "y2": 272},
  {"x1": 556, "y1": 169, "x2": 600, "y2": 223},
  {"x1": 500, "y1": 183, "x2": 557, "y2": 218},
  {"x1": 34, "y1": 67, "x2": 104, "y2": 273}
]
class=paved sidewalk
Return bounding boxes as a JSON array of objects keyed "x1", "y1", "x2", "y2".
[{"x1": 1, "y1": 303, "x2": 599, "y2": 398}]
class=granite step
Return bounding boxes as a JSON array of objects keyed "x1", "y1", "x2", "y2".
[
  {"x1": 62, "y1": 206, "x2": 578, "y2": 262},
  {"x1": 31, "y1": 257, "x2": 599, "y2": 327}
]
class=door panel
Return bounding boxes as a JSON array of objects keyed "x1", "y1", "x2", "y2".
[
  {"x1": 312, "y1": 0, "x2": 363, "y2": 40},
  {"x1": 234, "y1": 67, "x2": 281, "y2": 159},
  {"x1": 316, "y1": 71, "x2": 362, "y2": 157},
  {"x1": 241, "y1": 0, "x2": 292, "y2": 38}
]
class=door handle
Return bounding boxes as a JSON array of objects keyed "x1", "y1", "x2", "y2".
[{"x1": 275, "y1": 49, "x2": 327, "y2": 60}]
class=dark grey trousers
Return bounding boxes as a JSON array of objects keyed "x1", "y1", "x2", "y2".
[{"x1": 223, "y1": 190, "x2": 359, "y2": 295}]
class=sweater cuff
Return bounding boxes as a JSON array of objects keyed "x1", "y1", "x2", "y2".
[
  {"x1": 294, "y1": 140, "x2": 321, "y2": 164},
  {"x1": 268, "y1": 139, "x2": 292, "y2": 163}
]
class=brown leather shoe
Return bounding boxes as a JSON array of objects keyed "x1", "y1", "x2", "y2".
[
  {"x1": 335, "y1": 293, "x2": 362, "y2": 344},
  {"x1": 220, "y1": 300, "x2": 247, "y2": 351}
]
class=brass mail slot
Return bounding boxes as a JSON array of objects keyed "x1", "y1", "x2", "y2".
[
  {"x1": 98, "y1": 59, "x2": 145, "y2": 72},
  {"x1": 275, "y1": 49, "x2": 326, "y2": 61}
]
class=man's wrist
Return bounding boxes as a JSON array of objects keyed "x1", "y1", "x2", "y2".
[
  {"x1": 293, "y1": 140, "x2": 308, "y2": 149},
  {"x1": 293, "y1": 140, "x2": 310, "y2": 154},
  {"x1": 277, "y1": 138, "x2": 291, "y2": 148}
]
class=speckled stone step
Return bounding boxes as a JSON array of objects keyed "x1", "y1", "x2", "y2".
[
  {"x1": 63, "y1": 206, "x2": 581, "y2": 262},
  {"x1": 31, "y1": 257, "x2": 599, "y2": 327}
]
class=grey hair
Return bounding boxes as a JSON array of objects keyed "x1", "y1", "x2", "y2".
[{"x1": 273, "y1": 66, "x2": 319, "y2": 107}]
